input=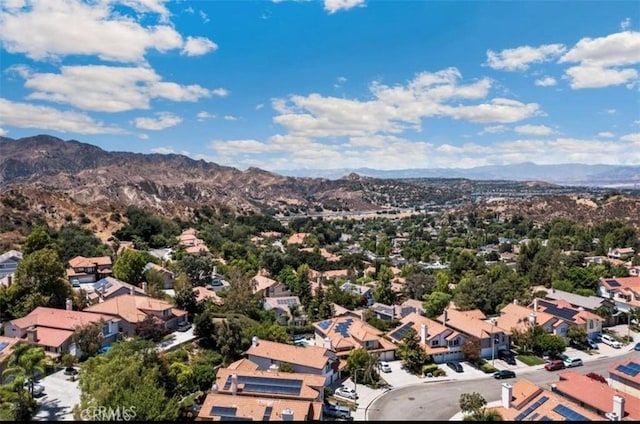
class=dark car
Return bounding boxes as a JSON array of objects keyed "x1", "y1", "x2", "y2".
[
  {"x1": 177, "y1": 321, "x2": 192, "y2": 332},
  {"x1": 64, "y1": 367, "x2": 78, "y2": 376},
  {"x1": 544, "y1": 359, "x2": 565, "y2": 371},
  {"x1": 493, "y1": 370, "x2": 516, "y2": 379},
  {"x1": 634, "y1": 342, "x2": 640, "y2": 351},
  {"x1": 498, "y1": 350, "x2": 516, "y2": 365},
  {"x1": 446, "y1": 361, "x2": 464, "y2": 373}
]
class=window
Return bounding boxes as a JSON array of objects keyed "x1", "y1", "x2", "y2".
[
  {"x1": 448, "y1": 339, "x2": 459, "y2": 347},
  {"x1": 589, "y1": 320, "x2": 594, "y2": 329},
  {"x1": 431, "y1": 340, "x2": 439, "y2": 347}
]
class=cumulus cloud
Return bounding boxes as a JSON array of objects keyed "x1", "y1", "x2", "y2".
[
  {"x1": 621, "y1": 133, "x2": 640, "y2": 143},
  {"x1": 223, "y1": 115, "x2": 238, "y2": 121},
  {"x1": 21, "y1": 65, "x2": 212, "y2": 112},
  {"x1": 559, "y1": 31, "x2": 640, "y2": 88},
  {"x1": 181, "y1": 36, "x2": 218, "y2": 56},
  {"x1": 324, "y1": 0, "x2": 365, "y2": 14},
  {"x1": 479, "y1": 125, "x2": 508, "y2": 135},
  {"x1": 211, "y1": 88, "x2": 229, "y2": 97},
  {"x1": 0, "y1": 128, "x2": 7, "y2": 136},
  {"x1": 0, "y1": 98, "x2": 124, "y2": 134},
  {"x1": 534, "y1": 76, "x2": 557, "y2": 87},
  {"x1": 514, "y1": 124, "x2": 554, "y2": 136},
  {"x1": 197, "y1": 111, "x2": 217, "y2": 121},
  {"x1": 485, "y1": 44, "x2": 566, "y2": 71},
  {"x1": 133, "y1": 111, "x2": 182, "y2": 130},
  {"x1": 138, "y1": 133, "x2": 149, "y2": 139},
  {"x1": 272, "y1": 68, "x2": 541, "y2": 138},
  {"x1": 621, "y1": 18, "x2": 631, "y2": 31},
  {"x1": 597, "y1": 131, "x2": 614, "y2": 138}
]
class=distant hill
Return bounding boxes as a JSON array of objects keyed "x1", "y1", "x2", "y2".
[{"x1": 277, "y1": 163, "x2": 640, "y2": 187}]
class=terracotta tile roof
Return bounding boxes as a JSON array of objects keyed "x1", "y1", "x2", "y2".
[
  {"x1": 401, "y1": 299, "x2": 425, "y2": 312},
  {"x1": 490, "y1": 378, "x2": 602, "y2": 421},
  {"x1": 194, "y1": 286, "x2": 224, "y2": 305},
  {"x1": 300, "y1": 247, "x2": 340, "y2": 261},
  {"x1": 0, "y1": 336, "x2": 21, "y2": 362},
  {"x1": 497, "y1": 303, "x2": 558, "y2": 333},
  {"x1": 437, "y1": 308, "x2": 506, "y2": 339},
  {"x1": 534, "y1": 298, "x2": 603, "y2": 325},
  {"x1": 554, "y1": 370, "x2": 640, "y2": 420},
  {"x1": 601, "y1": 276, "x2": 640, "y2": 291},
  {"x1": 10, "y1": 306, "x2": 116, "y2": 332},
  {"x1": 252, "y1": 274, "x2": 279, "y2": 293},
  {"x1": 88, "y1": 276, "x2": 145, "y2": 299},
  {"x1": 286, "y1": 233, "x2": 308, "y2": 245},
  {"x1": 197, "y1": 393, "x2": 321, "y2": 421},
  {"x1": 390, "y1": 312, "x2": 462, "y2": 354},
  {"x1": 312, "y1": 316, "x2": 396, "y2": 356},
  {"x1": 246, "y1": 339, "x2": 332, "y2": 370},
  {"x1": 68, "y1": 255, "x2": 112, "y2": 268},
  {"x1": 226, "y1": 358, "x2": 260, "y2": 371},
  {"x1": 30, "y1": 327, "x2": 73, "y2": 348},
  {"x1": 609, "y1": 358, "x2": 640, "y2": 386},
  {"x1": 322, "y1": 269, "x2": 352, "y2": 279},
  {"x1": 215, "y1": 368, "x2": 325, "y2": 401},
  {"x1": 84, "y1": 295, "x2": 185, "y2": 324}
]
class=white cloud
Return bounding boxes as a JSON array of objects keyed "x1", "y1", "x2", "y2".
[
  {"x1": 559, "y1": 31, "x2": 640, "y2": 88},
  {"x1": 224, "y1": 115, "x2": 238, "y2": 121},
  {"x1": 0, "y1": 0, "x2": 183, "y2": 63},
  {"x1": 256, "y1": 103, "x2": 264, "y2": 110},
  {"x1": 621, "y1": 133, "x2": 640, "y2": 143},
  {"x1": 514, "y1": 124, "x2": 554, "y2": 136},
  {"x1": 212, "y1": 88, "x2": 229, "y2": 97},
  {"x1": 534, "y1": 76, "x2": 557, "y2": 87},
  {"x1": 138, "y1": 133, "x2": 149, "y2": 140},
  {"x1": 209, "y1": 138, "x2": 283, "y2": 154},
  {"x1": 151, "y1": 146, "x2": 176, "y2": 154},
  {"x1": 0, "y1": 98, "x2": 124, "y2": 134},
  {"x1": 479, "y1": 125, "x2": 508, "y2": 135},
  {"x1": 272, "y1": 68, "x2": 540, "y2": 138},
  {"x1": 22, "y1": 65, "x2": 212, "y2": 112},
  {"x1": 600, "y1": 108, "x2": 618, "y2": 115},
  {"x1": 324, "y1": 0, "x2": 365, "y2": 14},
  {"x1": 181, "y1": 36, "x2": 218, "y2": 56},
  {"x1": 597, "y1": 131, "x2": 614, "y2": 138},
  {"x1": 197, "y1": 111, "x2": 217, "y2": 121},
  {"x1": 133, "y1": 111, "x2": 182, "y2": 130},
  {"x1": 0, "y1": 128, "x2": 7, "y2": 136},
  {"x1": 485, "y1": 44, "x2": 566, "y2": 71},
  {"x1": 199, "y1": 10, "x2": 210, "y2": 23},
  {"x1": 621, "y1": 18, "x2": 631, "y2": 31}
]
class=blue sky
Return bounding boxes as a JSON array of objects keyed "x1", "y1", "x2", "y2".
[{"x1": 1, "y1": 0, "x2": 639, "y2": 172}]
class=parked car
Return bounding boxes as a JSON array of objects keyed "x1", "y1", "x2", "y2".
[
  {"x1": 176, "y1": 321, "x2": 192, "y2": 332},
  {"x1": 323, "y1": 404, "x2": 352, "y2": 419},
  {"x1": 601, "y1": 334, "x2": 622, "y2": 348},
  {"x1": 379, "y1": 361, "x2": 392, "y2": 373},
  {"x1": 64, "y1": 367, "x2": 78, "y2": 376},
  {"x1": 24, "y1": 382, "x2": 45, "y2": 396},
  {"x1": 493, "y1": 370, "x2": 516, "y2": 379},
  {"x1": 497, "y1": 350, "x2": 516, "y2": 365},
  {"x1": 446, "y1": 361, "x2": 464, "y2": 373},
  {"x1": 563, "y1": 357, "x2": 584, "y2": 368},
  {"x1": 586, "y1": 339, "x2": 599, "y2": 350},
  {"x1": 544, "y1": 360, "x2": 565, "y2": 371},
  {"x1": 634, "y1": 342, "x2": 640, "y2": 351},
  {"x1": 335, "y1": 386, "x2": 358, "y2": 400}
]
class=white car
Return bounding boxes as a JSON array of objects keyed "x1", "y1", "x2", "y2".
[
  {"x1": 600, "y1": 334, "x2": 622, "y2": 348},
  {"x1": 334, "y1": 386, "x2": 358, "y2": 400},
  {"x1": 379, "y1": 361, "x2": 392, "y2": 373}
]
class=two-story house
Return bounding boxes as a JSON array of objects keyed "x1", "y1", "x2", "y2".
[
  {"x1": 251, "y1": 273, "x2": 292, "y2": 298},
  {"x1": 531, "y1": 298, "x2": 603, "y2": 341},
  {"x1": 263, "y1": 296, "x2": 305, "y2": 326},
  {"x1": 386, "y1": 312, "x2": 467, "y2": 364},
  {"x1": 497, "y1": 302, "x2": 571, "y2": 342},
  {"x1": 340, "y1": 282, "x2": 374, "y2": 306},
  {"x1": 0, "y1": 250, "x2": 22, "y2": 279},
  {"x1": 544, "y1": 288, "x2": 618, "y2": 326},
  {"x1": 245, "y1": 338, "x2": 338, "y2": 384},
  {"x1": 598, "y1": 276, "x2": 640, "y2": 314},
  {"x1": 142, "y1": 262, "x2": 175, "y2": 289},
  {"x1": 67, "y1": 255, "x2": 113, "y2": 285}
]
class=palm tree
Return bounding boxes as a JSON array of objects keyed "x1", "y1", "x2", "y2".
[{"x1": 2, "y1": 343, "x2": 47, "y2": 397}]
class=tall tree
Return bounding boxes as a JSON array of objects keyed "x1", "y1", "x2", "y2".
[
  {"x1": 113, "y1": 249, "x2": 149, "y2": 284},
  {"x1": 396, "y1": 328, "x2": 427, "y2": 375},
  {"x1": 72, "y1": 320, "x2": 105, "y2": 360},
  {"x1": 2, "y1": 343, "x2": 47, "y2": 397},
  {"x1": 215, "y1": 319, "x2": 245, "y2": 365},
  {"x1": 22, "y1": 226, "x2": 53, "y2": 255}
]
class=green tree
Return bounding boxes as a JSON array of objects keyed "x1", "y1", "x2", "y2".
[
  {"x1": 460, "y1": 392, "x2": 503, "y2": 421},
  {"x1": 215, "y1": 319, "x2": 245, "y2": 365},
  {"x1": 533, "y1": 333, "x2": 566, "y2": 357},
  {"x1": 278, "y1": 362, "x2": 295, "y2": 373},
  {"x1": 194, "y1": 306, "x2": 217, "y2": 349},
  {"x1": 179, "y1": 254, "x2": 214, "y2": 287},
  {"x1": 76, "y1": 338, "x2": 180, "y2": 420},
  {"x1": 396, "y1": 328, "x2": 428, "y2": 375},
  {"x1": 422, "y1": 291, "x2": 452, "y2": 319},
  {"x1": 461, "y1": 338, "x2": 481, "y2": 366},
  {"x1": 113, "y1": 249, "x2": 149, "y2": 284},
  {"x1": 7, "y1": 248, "x2": 71, "y2": 318},
  {"x1": 2, "y1": 343, "x2": 48, "y2": 398},
  {"x1": 72, "y1": 320, "x2": 104, "y2": 360},
  {"x1": 174, "y1": 285, "x2": 199, "y2": 318},
  {"x1": 567, "y1": 325, "x2": 588, "y2": 348},
  {"x1": 22, "y1": 226, "x2": 53, "y2": 255}
]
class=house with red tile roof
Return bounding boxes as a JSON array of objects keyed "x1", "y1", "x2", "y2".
[
  {"x1": 177, "y1": 228, "x2": 210, "y2": 255},
  {"x1": 386, "y1": 312, "x2": 467, "y2": 364},
  {"x1": 67, "y1": 255, "x2": 113, "y2": 285},
  {"x1": 551, "y1": 369, "x2": 640, "y2": 421},
  {"x1": 312, "y1": 316, "x2": 397, "y2": 362},
  {"x1": 490, "y1": 379, "x2": 603, "y2": 421},
  {"x1": 245, "y1": 338, "x2": 338, "y2": 385},
  {"x1": 286, "y1": 232, "x2": 308, "y2": 246},
  {"x1": 193, "y1": 286, "x2": 224, "y2": 306},
  {"x1": 2, "y1": 305, "x2": 120, "y2": 357},
  {"x1": 83, "y1": 294, "x2": 187, "y2": 335},
  {"x1": 497, "y1": 302, "x2": 571, "y2": 342},
  {"x1": 142, "y1": 262, "x2": 175, "y2": 289},
  {"x1": 84, "y1": 276, "x2": 146, "y2": 303},
  {"x1": 599, "y1": 276, "x2": 640, "y2": 312},
  {"x1": 196, "y1": 393, "x2": 322, "y2": 421},
  {"x1": 530, "y1": 298, "x2": 603, "y2": 340},
  {"x1": 608, "y1": 247, "x2": 635, "y2": 260},
  {"x1": 435, "y1": 308, "x2": 510, "y2": 361},
  {"x1": 608, "y1": 358, "x2": 640, "y2": 399},
  {"x1": 300, "y1": 247, "x2": 341, "y2": 262},
  {"x1": 263, "y1": 296, "x2": 305, "y2": 325},
  {"x1": 251, "y1": 273, "x2": 291, "y2": 298}
]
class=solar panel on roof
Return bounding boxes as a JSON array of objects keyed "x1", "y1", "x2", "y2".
[
  {"x1": 211, "y1": 406, "x2": 237, "y2": 417},
  {"x1": 606, "y1": 279, "x2": 621, "y2": 287},
  {"x1": 553, "y1": 404, "x2": 591, "y2": 421},
  {"x1": 540, "y1": 416, "x2": 553, "y2": 421},
  {"x1": 515, "y1": 396, "x2": 548, "y2": 421},
  {"x1": 389, "y1": 321, "x2": 414, "y2": 341},
  {"x1": 263, "y1": 406, "x2": 272, "y2": 421},
  {"x1": 317, "y1": 320, "x2": 332, "y2": 330},
  {"x1": 223, "y1": 375, "x2": 303, "y2": 396},
  {"x1": 0, "y1": 341, "x2": 9, "y2": 353},
  {"x1": 628, "y1": 361, "x2": 640, "y2": 371},
  {"x1": 616, "y1": 364, "x2": 640, "y2": 377}
]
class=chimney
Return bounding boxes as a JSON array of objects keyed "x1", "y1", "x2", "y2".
[
  {"x1": 324, "y1": 336, "x2": 333, "y2": 350},
  {"x1": 281, "y1": 408, "x2": 294, "y2": 421},
  {"x1": 529, "y1": 313, "x2": 537, "y2": 327},
  {"x1": 231, "y1": 374, "x2": 238, "y2": 395},
  {"x1": 420, "y1": 323, "x2": 427, "y2": 345},
  {"x1": 252, "y1": 336, "x2": 259, "y2": 347},
  {"x1": 513, "y1": 299, "x2": 518, "y2": 305},
  {"x1": 210, "y1": 383, "x2": 218, "y2": 394},
  {"x1": 142, "y1": 282, "x2": 147, "y2": 294},
  {"x1": 66, "y1": 298, "x2": 73, "y2": 311},
  {"x1": 443, "y1": 308, "x2": 448, "y2": 327},
  {"x1": 213, "y1": 265, "x2": 217, "y2": 275},
  {"x1": 613, "y1": 394, "x2": 624, "y2": 420},
  {"x1": 502, "y1": 383, "x2": 513, "y2": 409},
  {"x1": 27, "y1": 326, "x2": 38, "y2": 343},
  {"x1": 534, "y1": 298, "x2": 538, "y2": 312},
  {"x1": 129, "y1": 286, "x2": 134, "y2": 295}
]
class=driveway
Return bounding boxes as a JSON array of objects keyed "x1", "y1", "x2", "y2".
[
  {"x1": 33, "y1": 368, "x2": 80, "y2": 421},
  {"x1": 158, "y1": 327, "x2": 195, "y2": 351}
]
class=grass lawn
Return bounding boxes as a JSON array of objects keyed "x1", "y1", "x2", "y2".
[{"x1": 516, "y1": 354, "x2": 546, "y2": 366}]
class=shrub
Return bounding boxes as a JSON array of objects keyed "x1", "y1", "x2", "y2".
[
  {"x1": 432, "y1": 368, "x2": 447, "y2": 377},
  {"x1": 422, "y1": 363, "x2": 439, "y2": 376}
]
